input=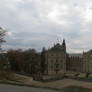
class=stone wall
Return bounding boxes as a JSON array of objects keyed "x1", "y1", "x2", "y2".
[
  {"x1": 66, "y1": 56, "x2": 83, "y2": 73},
  {"x1": 83, "y1": 51, "x2": 92, "y2": 73}
]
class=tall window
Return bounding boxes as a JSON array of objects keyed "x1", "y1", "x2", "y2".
[{"x1": 50, "y1": 60, "x2": 54, "y2": 69}]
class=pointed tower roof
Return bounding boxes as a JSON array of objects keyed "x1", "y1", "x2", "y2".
[{"x1": 62, "y1": 39, "x2": 66, "y2": 46}]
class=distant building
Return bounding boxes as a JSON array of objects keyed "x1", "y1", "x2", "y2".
[
  {"x1": 66, "y1": 54, "x2": 83, "y2": 73},
  {"x1": 41, "y1": 40, "x2": 92, "y2": 75}
]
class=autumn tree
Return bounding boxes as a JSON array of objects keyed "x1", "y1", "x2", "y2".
[
  {"x1": 0, "y1": 27, "x2": 6, "y2": 69},
  {"x1": 0, "y1": 27, "x2": 13, "y2": 80},
  {"x1": 22, "y1": 49, "x2": 41, "y2": 74},
  {"x1": 7, "y1": 49, "x2": 23, "y2": 71},
  {"x1": 7, "y1": 48, "x2": 41, "y2": 75}
]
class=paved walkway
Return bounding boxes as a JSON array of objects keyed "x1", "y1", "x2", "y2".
[
  {"x1": 1, "y1": 78, "x2": 92, "y2": 92},
  {"x1": 0, "y1": 84, "x2": 58, "y2": 92},
  {"x1": 23, "y1": 78, "x2": 92, "y2": 89},
  {"x1": 44, "y1": 79, "x2": 92, "y2": 89},
  {"x1": 13, "y1": 74, "x2": 92, "y2": 89}
]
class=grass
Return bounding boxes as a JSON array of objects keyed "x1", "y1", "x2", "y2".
[
  {"x1": 68, "y1": 76, "x2": 92, "y2": 82},
  {"x1": 63, "y1": 86, "x2": 92, "y2": 92},
  {"x1": 0, "y1": 79, "x2": 60, "y2": 91}
]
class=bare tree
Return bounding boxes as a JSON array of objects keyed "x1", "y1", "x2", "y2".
[{"x1": 0, "y1": 27, "x2": 6, "y2": 51}]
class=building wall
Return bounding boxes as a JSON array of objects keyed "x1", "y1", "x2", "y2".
[
  {"x1": 41, "y1": 40, "x2": 66, "y2": 75},
  {"x1": 66, "y1": 56, "x2": 83, "y2": 73},
  {"x1": 45, "y1": 51, "x2": 66, "y2": 75}
]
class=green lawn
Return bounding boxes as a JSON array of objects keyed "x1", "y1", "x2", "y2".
[
  {"x1": 63, "y1": 86, "x2": 92, "y2": 92},
  {"x1": 0, "y1": 79, "x2": 60, "y2": 91}
]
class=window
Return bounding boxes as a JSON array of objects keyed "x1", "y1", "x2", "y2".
[
  {"x1": 51, "y1": 54, "x2": 53, "y2": 56},
  {"x1": 56, "y1": 60, "x2": 58, "y2": 62},
  {"x1": 51, "y1": 60, "x2": 53, "y2": 62},
  {"x1": 51, "y1": 64, "x2": 53, "y2": 69},
  {"x1": 61, "y1": 64, "x2": 62, "y2": 68}
]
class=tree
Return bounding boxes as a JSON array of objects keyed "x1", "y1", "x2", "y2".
[
  {"x1": 7, "y1": 49, "x2": 23, "y2": 71},
  {"x1": 7, "y1": 48, "x2": 41, "y2": 75},
  {"x1": 0, "y1": 27, "x2": 13, "y2": 80},
  {"x1": 0, "y1": 27, "x2": 6, "y2": 70},
  {"x1": 0, "y1": 27, "x2": 6, "y2": 49},
  {"x1": 22, "y1": 49, "x2": 41, "y2": 74}
]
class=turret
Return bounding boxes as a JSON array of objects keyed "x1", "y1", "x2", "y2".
[
  {"x1": 62, "y1": 39, "x2": 66, "y2": 52},
  {"x1": 42, "y1": 47, "x2": 46, "y2": 52},
  {"x1": 62, "y1": 39, "x2": 66, "y2": 46}
]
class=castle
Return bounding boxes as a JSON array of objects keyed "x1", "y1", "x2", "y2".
[{"x1": 41, "y1": 40, "x2": 92, "y2": 75}]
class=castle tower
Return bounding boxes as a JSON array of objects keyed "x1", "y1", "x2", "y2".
[{"x1": 62, "y1": 39, "x2": 66, "y2": 52}]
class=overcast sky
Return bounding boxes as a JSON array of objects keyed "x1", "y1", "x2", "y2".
[{"x1": 0, "y1": 0, "x2": 92, "y2": 53}]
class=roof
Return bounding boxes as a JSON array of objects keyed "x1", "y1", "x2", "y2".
[
  {"x1": 87, "y1": 50, "x2": 92, "y2": 53},
  {"x1": 48, "y1": 43, "x2": 64, "y2": 52},
  {"x1": 84, "y1": 50, "x2": 92, "y2": 54}
]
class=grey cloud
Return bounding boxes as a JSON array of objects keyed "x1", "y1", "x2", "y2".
[{"x1": 0, "y1": 0, "x2": 92, "y2": 53}]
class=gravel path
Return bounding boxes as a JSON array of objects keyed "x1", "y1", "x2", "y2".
[
  {"x1": 0, "y1": 84, "x2": 59, "y2": 92},
  {"x1": 10, "y1": 74, "x2": 92, "y2": 90}
]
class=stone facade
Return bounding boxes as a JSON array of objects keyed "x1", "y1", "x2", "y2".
[
  {"x1": 83, "y1": 50, "x2": 92, "y2": 73},
  {"x1": 41, "y1": 40, "x2": 66, "y2": 75},
  {"x1": 66, "y1": 55, "x2": 83, "y2": 73},
  {"x1": 41, "y1": 40, "x2": 92, "y2": 75}
]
